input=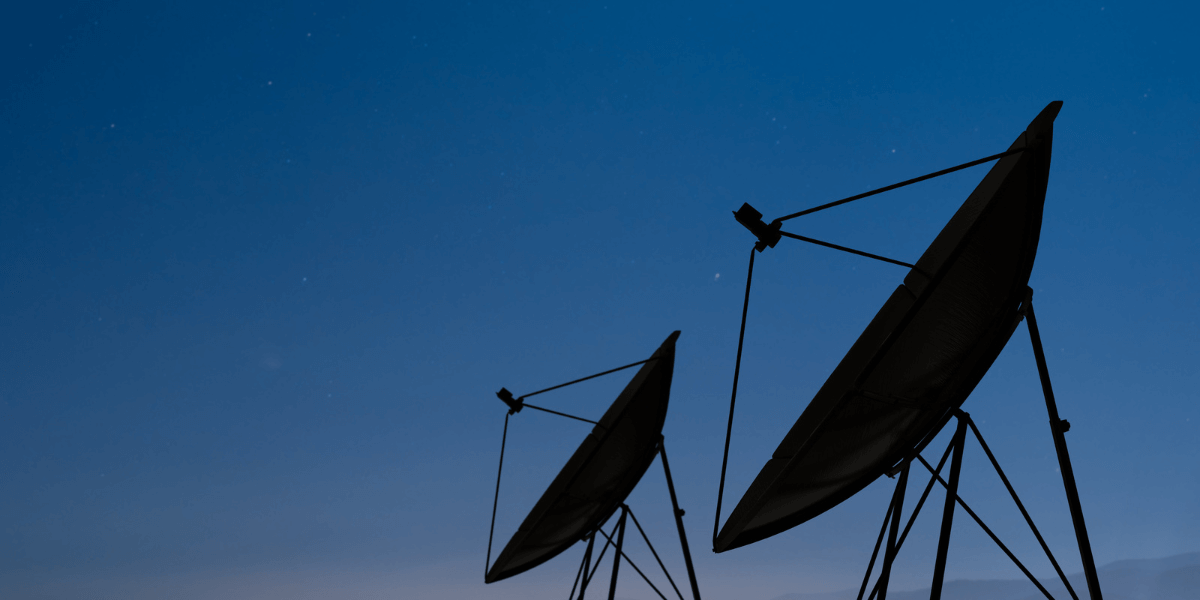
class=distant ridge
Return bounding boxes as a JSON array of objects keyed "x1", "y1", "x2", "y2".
[{"x1": 768, "y1": 551, "x2": 1200, "y2": 600}]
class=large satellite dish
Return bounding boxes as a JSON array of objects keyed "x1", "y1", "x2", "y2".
[
  {"x1": 487, "y1": 331, "x2": 680, "y2": 583},
  {"x1": 714, "y1": 102, "x2": 1062, "y2": 552}
]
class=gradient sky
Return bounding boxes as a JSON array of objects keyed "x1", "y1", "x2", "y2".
[{"x1": 2, "y1": 2, "x2": 1197, "y2": 599}]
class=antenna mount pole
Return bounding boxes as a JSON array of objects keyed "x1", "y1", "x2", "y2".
[
  {"x1": 1022, "y1": 288, "x2": 1104, "y2": 600},
  {"x1": 929, "y1": 412, "x2": 969, "y2": 600},
  {"x1": 607, "y1": 506, "x2": 629, "y2": 600},
  {"x1": 876, "y1": 462, "x2": 909, "y2": 600},
  {"x1": 660, "y1": 441, "x2": 703, "y2": 600},
  {"x1": 573, "y1": 532, "x2": 596, "y2": 600}
]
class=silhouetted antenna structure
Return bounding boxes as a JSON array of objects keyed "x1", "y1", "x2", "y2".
[
  {"x1": 713, "y1": 102, "x2": 1105, "y2": 600},
  {"x1": 485, "y1": 332, "x2": 703, "y2": 600}
]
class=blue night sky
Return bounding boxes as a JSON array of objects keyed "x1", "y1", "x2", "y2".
[{"x1": 2, "y1": 2, "x2": 1197, "y2": 599}]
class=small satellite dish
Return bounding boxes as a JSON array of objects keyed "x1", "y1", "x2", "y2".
[
  {"x1": 487, "y1": 331, "x2": 681, "y2": 583},
  {"x1": 715, "y1": 102, "x2": 1062, "y2": 552}
]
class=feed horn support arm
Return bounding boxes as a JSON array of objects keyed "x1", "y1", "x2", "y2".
[
  {"x1": 731, "y1": 145, "x2": 1027, "y2": 257},
  {"x1": 733, "y1": 203, "x2": 918, "y2": 270}
]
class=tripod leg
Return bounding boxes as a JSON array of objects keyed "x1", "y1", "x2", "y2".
[
  {"x1": 876, "y1": 463, "x2": 909, "y2": 600},
  {"x1": 930, "y1": 414, "x2": 968, "y2": 600},
  {"x1": 607, "y1": 507, "x2": 628, "y2": 600},
  {"x1": 857, "y1": 500, "x2": 893, "y2": 600},
  {"x1": 575, "y1": 532, "x2": 596, "y2": 600},
  {"x1": 661, "y1": 444, "x2": 703, "y2": 600},
  {"x1": 1025, "y1": 296, "x2": 1104, "y2": 600}
]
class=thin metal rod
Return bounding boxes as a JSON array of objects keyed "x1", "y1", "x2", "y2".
[
  {"x1": 485, "y1": 412, "x2": 509, "y2": 577},
  {"x1": 857, "y1": 498, "x2": 894, "y2": 600},
  {"x1": 778, "y1": 231, "x2": 917, "y2": 270},
  {"x1": 608, "y1": 507, "x2": 627, "y2": 600},
  {"x1": 522, "y1": 402, "x2": 601, "y2": 426},
  {"x1": 967, "y1": 417, "x2": 1080, "y2": 600},
  {"x1": 876, "y1": 463, "x2": 909, "y2": 600},
  {"x1": 715, "y1": 245, "x2": 756, "y2": 545},
  {"x1": 916, "y1": 454, "x2": 1056, "y2": 600},
  {"x1": 930, "y1": 416, "x2": 969, "y2": 600},
  {"x1": 1025, "y1": 296, "x2": 1104, "y2": 600},
  {"x1": 660, "y1": 443, "x2": 703, "y2": 600},
  {"x1": 571, "y1": 533, "x2": 596, "y2": 600},
  {"x1": 627, "y1": 506, "x2": 686, "y2": 600},
  {"x1": 519, "y1": 358, "x2": 654, "y2": 401},
  {"x1": 775, "y1": 147, "x2": 1026, "y2": 222}
]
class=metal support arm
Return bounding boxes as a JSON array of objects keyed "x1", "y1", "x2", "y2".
[
  {"x1": 930, "y1": 415, "x2": 968, "y2": 600},
  {"x1": 1023, "y1": 290, "x2": 1104, "y2": 600},
  {"x1": 661, "y1": 443, "x2": 703, "y2": 600}
]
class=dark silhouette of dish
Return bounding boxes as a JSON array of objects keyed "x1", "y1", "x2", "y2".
[
  {"x1": 487, "y1": 331, "x2": 680, "y2": 582},
  {"x1": 715, "y1": 102, "x2": 1062, "y2": 552}
]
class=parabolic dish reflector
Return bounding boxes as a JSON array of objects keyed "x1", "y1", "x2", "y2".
[
  {"x1": 714, "y1": 102, "x2": 1062, "y2": 552},
  {"x1": 486, "y1": 331, "x2": 680, "y2": 583}
]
